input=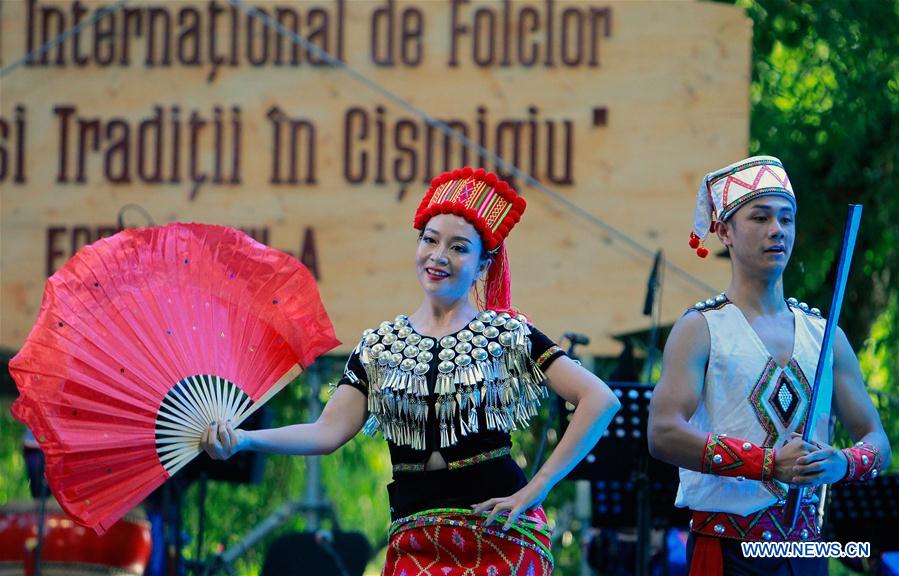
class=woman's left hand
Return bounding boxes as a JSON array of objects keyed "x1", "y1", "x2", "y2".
[{"x1": 472, "y1": 475, "x2": 551, "y2": 531}]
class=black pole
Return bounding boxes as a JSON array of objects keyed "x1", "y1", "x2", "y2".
[
  {"x1": 174, "y1": 484, "x2": 183, "y2": 576},
  {"x1": 196, "y1": 472, "x2": 208, "y2": 565},
  {"x1": 636, "y1": 250, "x2": 664, "y2": 576},
  {"x1": 33, "y1": 458, "x2": 48, "y2": 576}
]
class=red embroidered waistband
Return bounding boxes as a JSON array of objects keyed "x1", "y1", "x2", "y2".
[{"x1": 690, "y1": 498, "x2": 820, "y2": 542}]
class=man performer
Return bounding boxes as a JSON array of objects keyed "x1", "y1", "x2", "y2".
[{"x1": 648, "y1": 155, "x2": 892, "y2": 575}]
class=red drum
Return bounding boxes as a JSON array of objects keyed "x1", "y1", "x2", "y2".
[{"x1": 0, "y1": 500, "x2": 152, "y2": 576}]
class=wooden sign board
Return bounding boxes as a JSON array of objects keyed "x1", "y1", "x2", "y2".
[{"x1": 1, "y1": 0, "x2": 749, "y2": 355}]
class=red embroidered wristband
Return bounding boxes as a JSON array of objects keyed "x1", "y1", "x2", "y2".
[
  {"x1": 840, "y1": 442, "x2": 882, "y2": 483},
  {"x1": 701, "y1": 433, "x2": 776, "y2": 482}
]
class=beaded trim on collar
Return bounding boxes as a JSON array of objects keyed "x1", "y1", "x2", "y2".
[
  {"x1": 356, "y1": 310, "x2": 548, "y2": 449},
  {"x1": 690, "y1": 294, "x2": 822, "y2": 318}
]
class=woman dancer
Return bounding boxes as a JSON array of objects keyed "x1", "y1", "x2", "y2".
[{"x1": 202, "y1": 167, "x2": 620, "y2": 574}]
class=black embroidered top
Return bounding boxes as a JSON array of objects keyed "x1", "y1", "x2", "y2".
[{"x1": 336, "y1": 311, "x2": 566, "y2": 470}]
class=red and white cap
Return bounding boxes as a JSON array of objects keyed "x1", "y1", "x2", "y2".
[{"x1": 689, "y1": 155, "x2": 795, "y2": 258}]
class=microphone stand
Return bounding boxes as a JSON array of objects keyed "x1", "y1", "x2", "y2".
[
  {"x1": 34, "y1": 456, "x2": 49, "y2": 576},
  {"x1": 636, "y1": 250, "x2": 664, "y2": 576}
]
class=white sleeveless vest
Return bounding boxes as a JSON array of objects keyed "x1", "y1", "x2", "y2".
[{"x1": 674, "y1": 296, "x2": 832, "y2": 516}]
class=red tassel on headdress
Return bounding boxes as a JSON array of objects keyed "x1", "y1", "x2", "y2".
[{"x1": 482, "y1": 244, "x2": 513, "y2": 314}]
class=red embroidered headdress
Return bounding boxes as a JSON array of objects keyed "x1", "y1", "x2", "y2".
[{"x1": 413, "y1": 167, "x2": 526, "y2": 313}]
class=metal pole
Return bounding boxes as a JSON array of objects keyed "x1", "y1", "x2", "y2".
[
  {"x1": 576, "y1": 480, "x2": 593, "y2": 576},
  {"x1": 305, "y1": 364, "x2": 323, "y2": 531},
  {"x1": 636, "y1": 250, "x2": 663, "y2": 576}
]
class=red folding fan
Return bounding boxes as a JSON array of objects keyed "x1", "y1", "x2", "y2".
[{"x1": 9, "y1": 223, "x2": 339, "y2": 534}]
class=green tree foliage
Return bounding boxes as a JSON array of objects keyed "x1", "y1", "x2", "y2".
[
  {"x1": 733, "y1": 0, "x2": 899, "y2": 461},
  {"x1": 737, "y1": 0, "x2": 898, "y2": 353}
]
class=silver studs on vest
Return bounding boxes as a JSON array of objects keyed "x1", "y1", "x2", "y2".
[
  {"x1": 693, "y1": 293, "x2": 727, "y2": 311},
  {"x1": 787, "y1": 297, "x2": 822, "y2": 317}
]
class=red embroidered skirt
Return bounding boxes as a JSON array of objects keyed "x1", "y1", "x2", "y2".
[{"x1": 383, "y1": 507, "x2": 553, "y2": 575}]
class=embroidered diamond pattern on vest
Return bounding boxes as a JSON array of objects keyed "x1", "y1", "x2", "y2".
[
  {"x1": 769, "y1": 373, "x2": 800, "y2": 426},
  {"x1": 768, "y1": 373, "x2": 799, "y2": 427}
]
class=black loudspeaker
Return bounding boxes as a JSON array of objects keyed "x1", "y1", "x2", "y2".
[
  {"x1": 261, "y1": 531, "x2": 372, "y2": 576},
  {"x1": 179, "y1": 407, "x2": 273, "y2": 485},
  {"x1": 827, "y1": 473, "x2": 899, "y2": 550}
]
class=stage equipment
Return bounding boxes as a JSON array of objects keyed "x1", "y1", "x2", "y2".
[
  {"x1": 636, "y1": 250, "x2": 664, "y2": 576},
  {"x1": 529, "y1": 331, "x2": 589, "y2": 478},
  {"x1": 577, "y1": 383, "x2": 685, "y2": 525},
  {"x1": 9, "y1": 223, "x2": 339, "y2": 534},
  {"x1": 827, "y1": 473, "x2": 899, "y2": 550},
  {"x1": 261, "y1": 530, "x2": 372, "y2": 576},
  {"x1": 0, "y1": 499, "x2": 152, "y2": 576},
  {"x1": 563, "y1": 382, "x2": 687, "y2": 574}
]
